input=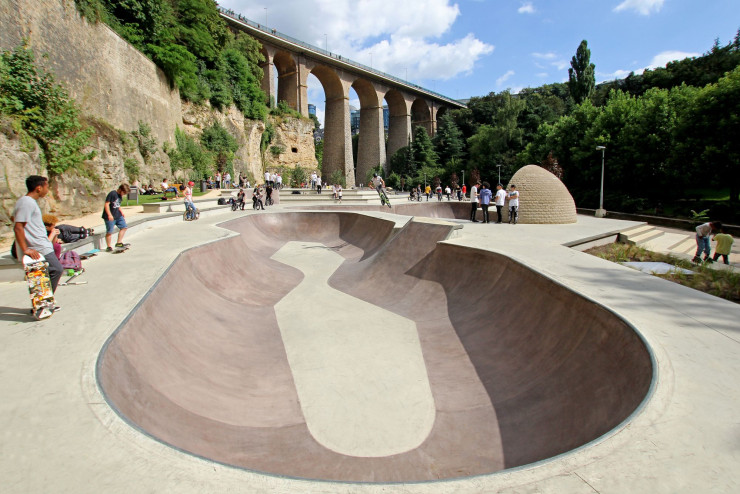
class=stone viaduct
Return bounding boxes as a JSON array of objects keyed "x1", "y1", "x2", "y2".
[{"x1": 219, "y1": 9, "x2": 466, "y2": 187}]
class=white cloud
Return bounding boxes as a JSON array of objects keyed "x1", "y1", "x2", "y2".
[
  {"x1": 518, "y1": 2, "x2": 535, "y2": 14},
  {"x1": 219, "y1": 0, "x2": 492, "y2": 83},
  {"x1": 613, "y1": 0, "x2": 665, "y2": 15},
  {"x1": 536, "y1": 72, "x2": 549, "y2": 78},
  {"x1": 533, "y1": 52, "x2": 568, "y2": 71},
  {"x1": 496, "y1": 70, "x2": 515, "y2": 87},
  {"x1": 647, "y1": 50, "x2": 700, "y2": 68},
  {"x1": 532, "y1": 52, "x2": 557, "y2": 60}
]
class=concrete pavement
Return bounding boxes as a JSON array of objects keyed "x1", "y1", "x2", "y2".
[{"x1": 1, "y1": 203, "x2": 739, "y2": 492}]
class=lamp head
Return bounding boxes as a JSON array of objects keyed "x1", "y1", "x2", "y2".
[{"x1": 596, "y1": 146, "x2": 606, "y2": 150}]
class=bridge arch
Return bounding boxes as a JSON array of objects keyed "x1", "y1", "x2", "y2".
[
  {"x1": 310, "y1": 64, "x2": 353, "y2": 185},
  {"x1": 411, "y1": 99, "x2": 433, "y2": 137},
  {"x1": 273, "y1": 51, "x2": 298, "y2": 111},
  {"x1": 385, "y1": 89, "x2": 411, "y2": 166},
  {"x1": 352, "y1": 79, "x2": 385, "y2": 183}
]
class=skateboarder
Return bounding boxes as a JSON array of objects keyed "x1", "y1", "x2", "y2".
[
  {"x1": 12, "y1": 175, "x2": 63, "y2": 303},
  {"x1": 103, "y1": 183, "x2": 131, "y2": 252}
]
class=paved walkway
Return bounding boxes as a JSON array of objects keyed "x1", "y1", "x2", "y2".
[{"x1": 1, "y1": 205, "x2": 739, "y2": 492}]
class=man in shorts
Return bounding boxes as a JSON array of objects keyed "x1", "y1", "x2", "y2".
[
  {"x1": 13, "y1": 175, "x2": 64, "y2": 301},
  {"x1": 103, "y1": 183, "x2": 130, "y2": 251}
]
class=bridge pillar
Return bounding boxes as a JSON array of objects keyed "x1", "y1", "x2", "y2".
[
  {"x1": 323, "y1": 93, "x2": 355, "y2": 187},
  {"x1": 260, "y1": 46, "x2": 276, "y2": 107},
  {"x1": 356, "y1": 104, "x2": 386, "y2": 185}
]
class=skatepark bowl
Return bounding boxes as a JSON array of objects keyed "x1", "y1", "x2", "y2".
[{"x1": 97, "y1": 211, "x2": 653, "y2": 483}]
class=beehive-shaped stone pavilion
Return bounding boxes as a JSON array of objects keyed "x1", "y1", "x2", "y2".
[{"x1": 505, "y1": 165, "x2": 577, "y2": 224}]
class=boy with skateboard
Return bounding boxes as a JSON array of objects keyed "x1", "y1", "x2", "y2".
[
  {"x1": 13, "y1": 175, "x2": 63, "y2": 315},
  {"x1": 103, "y1": 183, "x2": 131, "y2": 252}
]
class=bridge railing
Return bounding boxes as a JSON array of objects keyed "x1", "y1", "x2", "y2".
[{"x1": 217, "y1": 7, "x2": 464, "y2": 107}]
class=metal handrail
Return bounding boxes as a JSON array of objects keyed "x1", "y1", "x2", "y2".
[{"x1": 217, "y1": 7, "x2": 465, "y2": 108}]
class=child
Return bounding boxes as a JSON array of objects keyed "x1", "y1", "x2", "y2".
[
  {"x1": 336, "y1": 184, "x2": 343, "y2": 203},
  {"x1": 42, "y1": 214, "x2": 63, "y2": 260},
  {"x1": 712, "y1": 227, "x2": 734, "y2": 265},
  {"x1": 693, "y1": 221, "x2": 721, "y2": 263}
]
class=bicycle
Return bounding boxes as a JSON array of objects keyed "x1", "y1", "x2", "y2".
[
  {"x1": 265, "y1": 195, "x2": 274, "y2": 206},
  {"x1": 377, "y1": 188, "x2": 392, "y2": 208}
]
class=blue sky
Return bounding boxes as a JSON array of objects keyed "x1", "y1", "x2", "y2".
[{"x1": 219, "y1": 0, "x2": 738, "y2": 121}]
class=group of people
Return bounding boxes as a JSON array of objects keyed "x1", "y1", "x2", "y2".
[
  {"x1": 233, "y1": 183, "x2": 273, "y2": 210},
  {"x1": 693, "y1": 221, "x2": 734, "y2": 265},
  {"x1": 264, "y1": 171, "x2": 283, "y2": 189},
  {"x1": 469, "y1": 181, "x2": 519, "y2": 224}
]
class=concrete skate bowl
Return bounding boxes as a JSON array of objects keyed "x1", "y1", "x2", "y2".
[
  {"x1": 289, "y1": 200, "x2": 482, "y2": 220},
  {"x1": 97, "y1": 211, "x2": 653, "y2": 483}
]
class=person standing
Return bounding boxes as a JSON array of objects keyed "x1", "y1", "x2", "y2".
[
  {"x1": 215, "y1": 172, "x2": 222, "y2": 189},
  {"x1": 316, "y1": 176, "x2": 322, "y2": 194},
  {"x1": 445, "y1": 185, "x2": 451, "y2": 200},
  {"x1": 103, "y1": 183, "x2": 131, "y2": 251},
  {"x1": 469, "y1": 181, "x2": 480, "y2": 222},
  {"x1": 13, "y1": 176, "x2": 64, "y2": 299},
  {"x1": 425, "y1": 184, "x2": 431, "y2": 201},
  {"x1": 461, "y1": 184, "x2": 467, "y2": 201},
  {"x1": 507, "y1": 184, "x2": 519, "y2": 224},
  {"x1": 224, "y1": 172, "x2": 231, "y2": 189},
  {"x1": 479, "y1": 182, "x2": 492, "y2": 223},
  {"x1": 276, "y1": 173, "x2": 282, "y2": 189},
  {"x1": 264, "y1": 170, "x2": 271, "y2": 188},
  {"x1": 693, "y1": 221, "x2": 721, "y2": 263},
  {"x1": 494, "y1": 183, "x2": 506, "y2": 224},
  {"x1": 712, "y1": 227, "x2": 733, "y2": 265}
]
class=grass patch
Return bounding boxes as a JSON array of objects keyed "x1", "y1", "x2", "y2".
[
  {"x1": 585, "y1": 243, "x2": 740, "y2": 304},
  {"x1": 123, "y1": 189, "x2": 208, "y2": 206}
]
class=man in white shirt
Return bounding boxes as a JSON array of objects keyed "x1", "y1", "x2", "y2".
[
  {"x1": 264, "y1": 170, "x2": 271, "y2": 187},
  {"x1": 469, "y1": 181, "x2": 480, "y2": 222},
  {"x1": 13, "y1": 175, "x2": 63, "y2": 296},
  {"x1": 508, "y1": 184, "x2": 520, "y2": 224},
  {"x1": 276, "y1": 174, "x2": 282, "y2": 189},
  {"x1": 494, "y1": 183, "x2": 507, "y2": 224}
]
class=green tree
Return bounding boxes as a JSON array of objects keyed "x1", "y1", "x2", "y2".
[
  {"x1": 0, "y1": 42, "x2": 94, "y2": 175},
  {"x1": 167, "y1": 126, "x2": 214, "y2": 178},
  {"x1": 433, "y1": 112, "x2": 464, "y2": 167},
  {"x1": 568, "y1": 40, "x2": 595, "y2": 104},
  {"x1": 200, "y1": 122, "x2": 237, "y2": 173},
  {"x1": 685, "y1": 66, "x2": 740, "y2": 204},
  {"x1": 409, "y1": 126, "x2": 438, "y2": 170}
]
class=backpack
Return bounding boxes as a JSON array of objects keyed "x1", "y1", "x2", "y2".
[
  {"x1": 59, "y1": 250, "x2": 82, "y2": 270},
  {"x1": 217, "y1": 198, "x2": 226, "y2": 205}
]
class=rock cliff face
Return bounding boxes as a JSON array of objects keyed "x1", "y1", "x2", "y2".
[
  {"x1": 181, "y1": 102, "x2": 317, "y2": 182},
  {"x1": 266, "y1": 117, "x2": 319, "y2": 173},
  {"x1": 0, "y1": 0, "x2": 316, "y2": 245},
  {"x1": 0, "y1": 117, "x2": 166, "y2": 240}
]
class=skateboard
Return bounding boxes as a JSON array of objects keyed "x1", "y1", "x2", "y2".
[
  {"x1": 23, "y1": 255, "x2": 55, "y2": 320},
  {"x1": 80, "y1": 249, "x2": 99, "y2": 260},
  {"x1": 111, "y1": 243, "x2": 130, "y2": 254}
]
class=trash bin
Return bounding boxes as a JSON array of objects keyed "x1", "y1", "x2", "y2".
[{"x1": 200, "y1": 180, "x2": 207, "y2": 193}]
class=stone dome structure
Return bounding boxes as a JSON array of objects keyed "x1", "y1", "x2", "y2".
[{"x1": 504, "y1": 165, "x2": 577, "y2": 224}]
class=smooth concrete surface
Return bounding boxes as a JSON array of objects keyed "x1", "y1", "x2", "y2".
[
  {"x1": 272, "y1": 241, "x2": 435, "y2": 458},
  {"x1": 1, "y1": 202, "x2": 739, "y2": 492}
]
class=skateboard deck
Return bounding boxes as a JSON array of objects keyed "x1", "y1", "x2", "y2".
[
  {"x1": 112, "y1": 244, "x2": 130, "y2": 254},
  {"x1": 23, "y1": 255, "x2": 55, "y2": 320}
]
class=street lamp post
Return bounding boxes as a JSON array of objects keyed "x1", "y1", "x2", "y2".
[
  {"x1": 496, "y1": 164, "x2": 502, "y2": 185},
  {"x1": 461, "y1": 170, "x2": 465, "y2": 187},
  {"x1": 324, "y1": 34, "x2": 328, "y2": 53},
  {"x1": 595, "y1": 146, "x2": 606, "y2": 218}
]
